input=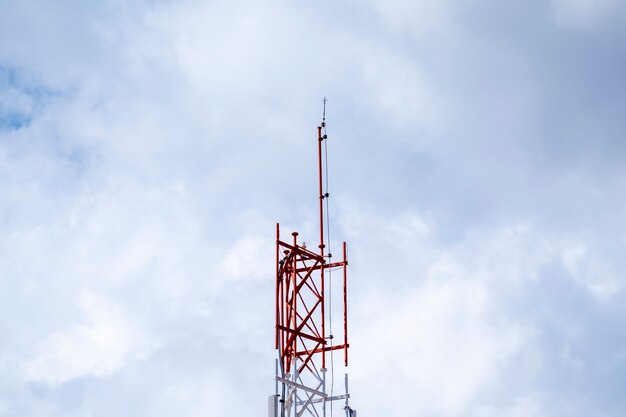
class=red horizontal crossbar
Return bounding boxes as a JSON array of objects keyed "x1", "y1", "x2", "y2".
[
  {"x1": 295, "y1": 343, "x2": 350, "y2": 357},
  {"x1": 276, "y1": 324, "x2": 326, "y2": 345},
  {"x1": 277, "y1": 240, "x2": 324, "y2": 262},
  {"x1": 295, "y1": 260, "x2": 347, "y2": 273}
]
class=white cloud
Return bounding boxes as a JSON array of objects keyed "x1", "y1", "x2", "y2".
[
  {"x1": 217, "y1": 235, "x2": 272, "y2": 283},
  {"x1": 0, "y1": 86, "x2": 34, "y2": 118},
  {"x1": 345, "y1": 209, "x2": 536, "y2": 415},
  {"x1": 356, "y1": 44, "x2": 443, "y2": 134},
  {"x1": 359, "y1": 0, "x2": 455, "y2": 36},
  {"x1": 340, "y1": 204, "x2": 625, "y2": 415},
  {"x1": 1, "y1": 0, "x2": 626, "y2": 416},
  {"x1": 472, "y1": 397, "x2": 546, "y2": 417},
  {"x1": 551, "y1": 0, "x2": 620, "y2": 28},
  {"x1": 23, "y1": 293, "x2": 152, "y2": 384},
  {"x1": 353, "y1": 277, "x2": 526, "y2": 415},
  {"x1": 561, "y1": 241, "x2": 623, "y2": 299}
]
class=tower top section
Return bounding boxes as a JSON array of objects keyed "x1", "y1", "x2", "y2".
[{"x1": 271, "y1": 100, "x2": 355, "y2": 417}]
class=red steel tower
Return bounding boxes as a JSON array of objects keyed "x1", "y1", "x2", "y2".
[{"x1": 270, "y1": 102, "x2": 356, "y2": 417}]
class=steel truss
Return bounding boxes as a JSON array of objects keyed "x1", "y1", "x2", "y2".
[{"x1": 270, "y1": 116, "x2": 355, "y2": 417}]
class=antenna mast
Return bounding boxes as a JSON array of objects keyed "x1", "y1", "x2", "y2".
[{"x1": 270, "y1": 100, "x2": 356, "y2": 417}]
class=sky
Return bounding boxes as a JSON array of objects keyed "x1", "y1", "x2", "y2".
[{"x1": 1, "y1": 0, "x2": 626, "y2": 416}]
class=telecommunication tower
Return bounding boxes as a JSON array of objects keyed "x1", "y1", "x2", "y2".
[{"x1": 269, "y1": 100, "x2": 357, "y2": 417}]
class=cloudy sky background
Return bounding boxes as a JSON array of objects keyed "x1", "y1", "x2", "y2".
[{"x1": 1, "y1": 0, "x2": 626, "y2": 416}]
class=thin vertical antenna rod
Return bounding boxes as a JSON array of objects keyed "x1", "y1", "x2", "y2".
[
  {"x1": 318, "y1": 98, "x2": 327, "y2": 370},
  {"x1": 318, "y1": 128, "x2": 325, "y2": 254},
  {"x1": 319, "y1": 97, "x2": 327, "y2": 254},
  {"x1": 319, "y1": 97, "x2": 328, "y2": 370}
]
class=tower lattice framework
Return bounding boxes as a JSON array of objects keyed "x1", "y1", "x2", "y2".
[{"x1": 270, "y1": 105, "x2": 356, "y2": 417}]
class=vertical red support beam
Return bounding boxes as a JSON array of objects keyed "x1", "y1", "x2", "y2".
[
  {"x1": 343, "y1": 241, "x2": 348, "y2": 366},
  {"x1": 317, "y1": 126, "x2": 325, "y2": 253},
  {"x1": 317, "y1": 125, "x2": 327, "y2": 369},
  {"x1": 280, "y1": 249, "x2": 285, "y2": 369},
  {"x1": 276, "y1": 223, "x2": 280, "y2": 349},
  {"x1": 321, "y1": 245, "x2": 326, "y2": 370},
  {"x1": 292, "y1": 232, "x2": 299, "y2": 367}
]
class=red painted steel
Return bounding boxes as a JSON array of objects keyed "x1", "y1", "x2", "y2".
[
  {"x1": 343, "y1": 241, "x2": 348, "y2": 366},
  {"x1": 275, "y1": 121, "x2": 350, "y2": 381}
]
